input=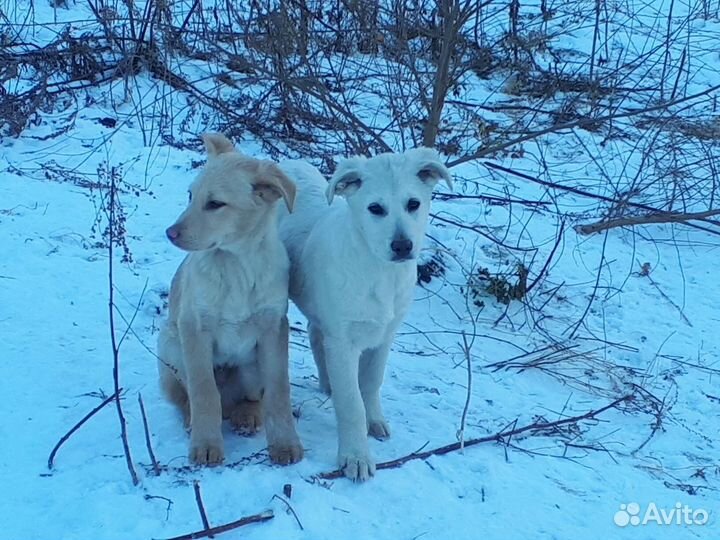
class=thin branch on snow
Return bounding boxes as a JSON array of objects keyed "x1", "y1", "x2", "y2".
[
  {"x1": 567, "y1": 231, "x2": 608, "y2": 340},
  {"x1": 482, "y1": 161, "x2": 720, "y2": 237},
  {"x1": 526, "y1": 219, "x2": 565, "y2": 294},
  {"x1": 448, "y1": 83, "x2": 720, "y2": 168},
  {"x1": 316, "y1": 395, "x2": 633, "y2": 480},
  {"x1": 47, "y1": 389, "x2": 121, "y2": 470},
  {"x1": 456, "y1": 331, "x2": 473, "y2": 452},
  {"x1": 576, "y1": 209, "x2": 720, "y2": 235},
  {"x1": 192, "y1": 481, "x2": 213, "y2": 538},
  {"x1": 271, "y1": 494, "x2": 304, "y2": 531},
  {"x1": 138, "y1": 393, "x2": 160, "y2": 476},
  {"x1": 158, "y1": 510, "x2": 274, "y2": 540},
  {"x1": 107, "y1": 165, "x2": 139, "y2": 486}
]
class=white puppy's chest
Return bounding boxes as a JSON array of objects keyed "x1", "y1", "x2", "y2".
[
  {"x1": 366, "y1": 271, "x2": 413, "y2": 319},
  {"x1": 340, "y1": 265, "x2": 415, "y2": 348}
]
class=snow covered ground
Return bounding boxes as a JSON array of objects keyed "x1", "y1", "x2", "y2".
[{"x1": 1, "y1": 1, "x2": 719, "y2": 539}]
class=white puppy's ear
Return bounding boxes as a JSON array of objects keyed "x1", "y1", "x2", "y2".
[
  {"x1": 201, "y1": 132, "x2": 235, "y2": 157},
  {"x1": 252, "y1": 162, "x2": 297, "y2": 212},
  {"x1": 409, "y1": 147, "x2": 453, "y2": 190},
  {"x1": 327, "y1": 157, "x2": 365, "y2": 204}
]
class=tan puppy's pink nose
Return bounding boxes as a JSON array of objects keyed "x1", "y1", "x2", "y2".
[{"x1": 166, "y1": 226, "x2": 180, "y2": 241}]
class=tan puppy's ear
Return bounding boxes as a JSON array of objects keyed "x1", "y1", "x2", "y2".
[
  {"x1": 408, "y1": 147, "x2": 453, "y2": 190},
  {"x1": 326, "y1": 156, "x2": 366, "y2": 204},
  {"x1": 201, "y1": 132, "x2": 235, "y2": 157},
  {"x1": 252, "y1": 162, "x2": 297, "y2": 212}
]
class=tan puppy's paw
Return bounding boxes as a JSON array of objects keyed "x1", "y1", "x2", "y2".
[
  {"x1": 230, "y1": 400, "x2": 263, "y2": 436},
  {"x1": 189, "y1": 435, "x2": 224, "y2": 466},
  {"x1": 338, "y1": 451, "x2": 376, "y2": 482},
  {"x1": 368, "y1": 419, "x2": 391, "y2": 441},
  {"x1": 269, "y1": 439, "x2": 304, "y2": 465}
]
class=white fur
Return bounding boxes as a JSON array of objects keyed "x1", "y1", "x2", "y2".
[{"x1": 278, "y1": 149, "x2": 451, "y2": 481}]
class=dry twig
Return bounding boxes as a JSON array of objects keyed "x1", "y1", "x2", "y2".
[
  {"x1": 457, "y1": 331, "x2": 473, "y2": 452},
  {"x1": 192, "y1": 481, "x2": 213, "y2": 538},
  {"x1": 158, "y1": 510, "x2": 274, "y2": 540},
  {"x1": 316, "y1": 395, "x2": 632, "y2": 479},
  {"x1": 47, "y1": 389, "x2": 121, "y2": 470},
  {"x1": 575, "y1": 209, "x2": 720, "y2": 235},
  {"x1": 107, "y1": 165, "x2": 139, "y2": 485},
  {"x1": 138, "y1": 393, "x2": 160, "y2": 475}
]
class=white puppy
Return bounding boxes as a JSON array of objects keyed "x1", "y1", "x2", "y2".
[
  {"x1": 158, "y1": 133, "x2": 303, "y2": 466},
  {"x1": 278, "y1": 149, "x2": 452, "y2": 481}
]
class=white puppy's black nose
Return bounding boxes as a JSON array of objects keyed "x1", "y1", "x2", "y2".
[{"x1": 391, "y1": 238, "x2": 413, "y2": 258}]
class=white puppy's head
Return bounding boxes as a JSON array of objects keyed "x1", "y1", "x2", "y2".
[
  {"x1": 166, "y1": 133, "x2": 296, "y2": 251},
  {"x1": 327, "y1": 148, "x2": 452, "y2": 263}
]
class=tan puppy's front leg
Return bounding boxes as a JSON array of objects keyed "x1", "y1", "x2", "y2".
[
  {"x1": 180, "y1": 319, "x2": 224, "y2": 465},
  {"x1": 257, "y1": 316, "x2": 303, "y2": 465},
  {"x1": 323, "y1": 336, "x2": 374, "y2": 482}
]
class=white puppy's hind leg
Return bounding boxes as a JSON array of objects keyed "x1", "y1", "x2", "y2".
[
  {"x1": 359, "y1": 343, "x2": 391, "y2": 440},
  {"x1": 324, "y1": 336, "x2": 375, "y2": 482},
  {"x1": 308, "y1": 323, "x2": 330, "y2": 394}
]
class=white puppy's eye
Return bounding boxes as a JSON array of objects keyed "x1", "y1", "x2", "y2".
[
  {"x1": 204, "y1": 200, "x2": 226, "y2": 211},
  {"x1": 188, "y1": 191, "x2": 192, "y2": 203},
  {"x1": 367, "y1": 203, "x2": 387, "y2": 216},
  {"x1": 407, "y1": 199, "x2": 420, "y2": 212}
]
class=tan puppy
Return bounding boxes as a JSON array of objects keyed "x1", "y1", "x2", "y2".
[{"x1": 157, "y1": 133, "x2": 303, "y2": 466}]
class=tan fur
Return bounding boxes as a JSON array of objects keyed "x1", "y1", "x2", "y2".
[{"x1": 157, "y1": 133, "x2": 303, "y2": 466}]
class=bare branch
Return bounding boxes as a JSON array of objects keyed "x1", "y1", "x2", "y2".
[
  {"x1": 317, "y1": 395, "x2": 633, "y2": 479},
  {"x1": 192, "y1": 481, "x2": 213, "y2": 538},
  {"x1": 576, "y1": 209, "x2": 720, "y2": 235},
  {"x1": 138, "y1": 393, "x2": 160, "y2": 476},
  {"x1": 158, "y1": 510, "x2": 274, "y2": 540},
  {"x1": 456, "y1": 331, "x2": 473, "y2": 452},
  {"x1": 107, "y1": 166, "x2": 139, "y2": 486},
  {"x1": 47, "y1": 389, "x2": 121, "y2": 470},
  {"x1": 482, "y1": 161, "x2": 720, "y2": 236},
  {"x1": 448, "y1": 83, "x2": 720, "y2": 167}
]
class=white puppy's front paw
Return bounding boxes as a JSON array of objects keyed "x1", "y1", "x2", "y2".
[
  {"x1": 189, "y1": 433, "x2": 224, "y2": 465},
  {"x1": 368, "y1": 418, "x2": 391, "y2": 440},
  {"x1": 338, "y1": 450, "x2": 376, "y2": 482}
]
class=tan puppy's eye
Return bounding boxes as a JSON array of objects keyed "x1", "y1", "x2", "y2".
[{"x1": 205, "y1": 200, "x2": 226, "y2": 211}]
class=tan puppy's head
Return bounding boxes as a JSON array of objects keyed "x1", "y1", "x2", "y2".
[{"x1": 166, "y1": 133, "x2": 296, "y2": 251}]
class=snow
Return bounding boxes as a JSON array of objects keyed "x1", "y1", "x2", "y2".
[{"x1": 1, "y1": 1, "x2": 719, "y2": 539}]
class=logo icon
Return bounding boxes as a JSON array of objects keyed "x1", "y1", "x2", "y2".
[{"x1": 614, "y1": 503, "x2": 642, "y2": 527}]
